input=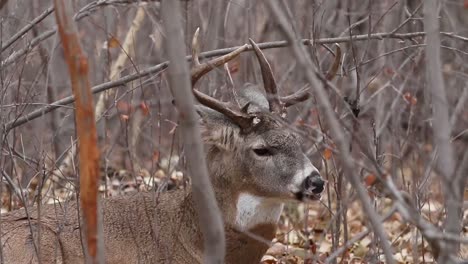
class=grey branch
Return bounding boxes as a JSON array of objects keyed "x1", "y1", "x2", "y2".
[
  {"x1": 161, "y1": 1, "x2": 225, "y2": 263},
  {"x1": 1, "y1": 6, "x2": 54, "y2": 52},
  {"x1": 5, "y1": 29, "x2": 468, "y2": 131},
  {"x1": 423, "y1": 1, "x2": 462, "y2": 263},
  {"x1": 265, "y1": 1, "x2": 396, "y2": 264}
]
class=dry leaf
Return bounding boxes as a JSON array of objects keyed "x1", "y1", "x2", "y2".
[
  {"x1": 323, "y1": 148, "x2": 332, "y2": 160},
  {"x1": 403, "y1": 92, "x2": 417, "y2": 105},
  {"x1": 384, "y1": 67, "x2": 395, "y2": 76},
  {"x1": 117, "y1": 100, "x2": 132, "y2": 113},
  {"x1": 140, "y1": 102, "x2": 150, "y2": 115},
  {"x1": 364, "y1": 174, "x2": 377, "y2": 186},
  {"x1": 227, "y1": 59, "x2": 240, "y2": 74},
  {"x1": 108, "y1": 36, "x2": 120, "y2": 49},
  {"x1": 152, "y1": 150, "x2": 160, "y2": 162}
]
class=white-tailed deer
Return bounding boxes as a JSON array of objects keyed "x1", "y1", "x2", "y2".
[{"x1": 1, "y1": 34, "x2": 329, "y2": 264}]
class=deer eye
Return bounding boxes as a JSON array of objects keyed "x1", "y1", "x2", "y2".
[{"x1": 253, "y1": 148, "x2": 273, "y2": 156}]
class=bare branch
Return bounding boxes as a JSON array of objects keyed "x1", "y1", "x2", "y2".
[
  {"x1": 1, "y1": 6, "x2": 54, "y2": 52},
  {"x1": 4, "y1": 30, "x2": 467, "y2": 131},
  {"x1": 161, "y1": 1, "x2": 225, "y2": 263},
  {"x1": 281, "y1": 43, "x2": 342, "y2": 107},
  {"x1": 53, "y1": 0, "x2": 103, "y2": 262},
  {"x1": 265, "y1": 1, "x2": 396, "y2": 263},
  {"x1": 1, "y1": 29, "x2": 56, "y2": 68},
  {"x1": 95, "y1": 6, "x2": 146, "y2": 119},
  {"x1": 325, "y1": 205, "x2": 398, "y2": 263},
  {"x1": 0, "y1": 0, "x2": 152, "y2": 67},
  {"x1": 423, "y1": 1, "x2": 461, "y2": 263}
]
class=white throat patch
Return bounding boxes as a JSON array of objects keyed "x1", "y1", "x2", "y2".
[{"x1": 235, "y1": 193, "x2": 284, "y2": 231}]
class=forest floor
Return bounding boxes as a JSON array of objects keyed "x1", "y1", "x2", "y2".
[{"x1": 1, "y1": 160, "x2": 467, "y2": 264}]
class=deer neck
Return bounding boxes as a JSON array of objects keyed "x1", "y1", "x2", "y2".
[
  {"x1": 234, "y1": 193, "x2": 284, "y2": 231},
  {"x1": 205, "y1": 152, "x2": 283, "y2": 232}
]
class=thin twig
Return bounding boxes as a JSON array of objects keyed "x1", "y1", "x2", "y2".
[
  {"x1": 1, "y1": 30, "x2": 56, "y2": 68},
  {"x1": 1, "y1": 6, "x2": 55, "y2": 52},
  {"x1": 2, "y1": 26, "x2": 467, "y2": 69},
  {"x1": 95, "y1": 6, "x2": 146, "y2": 119},
  {"x1": 325, "y1": 205, "x2": 398, "y2": 263},
  {"x1": 0, "y1": 0, "x2": 148, "y2": 67}
]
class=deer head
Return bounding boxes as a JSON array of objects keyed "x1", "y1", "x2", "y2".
[
  {"x1": 197, "y1": 100, "x2": 324, "y2": 200},
  {"x1": 190, "y1": 31, "x2": 326, "y2": 231}
]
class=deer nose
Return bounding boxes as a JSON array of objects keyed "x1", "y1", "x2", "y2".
[{"x1": 303, "y1": 172, "x2": 324, "y2": 194}]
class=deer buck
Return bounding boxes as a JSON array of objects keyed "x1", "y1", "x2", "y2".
[{"x1": 1, "y1": 31, "x2": 336, "y2": 263}]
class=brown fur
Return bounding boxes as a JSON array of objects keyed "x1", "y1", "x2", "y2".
[
  {"x1": 1, "y1": 86, "x2": 322, "y2": 264},
  {"x1": 2, "y1": 189, "x2": 278, "y2": 264}
]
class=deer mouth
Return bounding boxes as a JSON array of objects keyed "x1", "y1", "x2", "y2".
[
  {"x1": 287, "y1": 167, "x2": 326, "y2": 201},
  {"x1": 293, "y1": 191, "x2": 322, "y2": 201}
]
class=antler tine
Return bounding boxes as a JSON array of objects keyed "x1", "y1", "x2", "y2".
[
  {"x1": 191, "y1": 27, "x2": 201, "y2": 67},
  {"x1": 281, "y1": 43, "x2": 341, "y2": 107},
  {"x1": 190, "y1": 28, "x2": 252, "y2": 129},
  {"x1": 325, "y1": 43, "x2": 342, "y2": 81},
  {"x1": 191, "y1": 28, "x2": 249, "y2": 86},
  {"x1": 281, "y1": 84, "x2": 310, "y2": 107},
  {"x1": 248, "y1": 39, "x2": 283, "y2": 115}
]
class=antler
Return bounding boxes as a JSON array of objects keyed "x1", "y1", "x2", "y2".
[
  {"x1": 324, "y1": 44, "x2": 342, "y2": 81},
  {"x1": 190, "y1": 28, "x2": 253, "y2": 129},
  {"x1": 248, "y1": 39, "x2": 283, "y2": 115},
  {"x1": 281, "y1": 43, "x2": 342, "y2": 107},
  {"x1": 189, "y1": 30, "x2": 340, "y2": 124},
  {"x1": 281, "y1": 84, "x2": 310, "y2": 107}
]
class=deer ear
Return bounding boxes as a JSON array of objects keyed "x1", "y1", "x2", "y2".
[
  {"x1": 196, "y1": 105, "x2": 241, "y2": 150},
  {"x1": 238, "y1": 83, "x2": 269, "y2": 113}
]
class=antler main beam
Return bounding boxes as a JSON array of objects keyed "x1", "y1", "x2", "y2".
[
  {"x1": 249, "y1": 39, "x2": 283, "y2": 115},
  {"x1": 190, "y1": 28, "x2": 253, "y2": 129}
]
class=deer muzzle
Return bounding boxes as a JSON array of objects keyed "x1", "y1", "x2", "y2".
[{"x1": 295, "y1": 171, "x2": 325, "y2": 201}]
